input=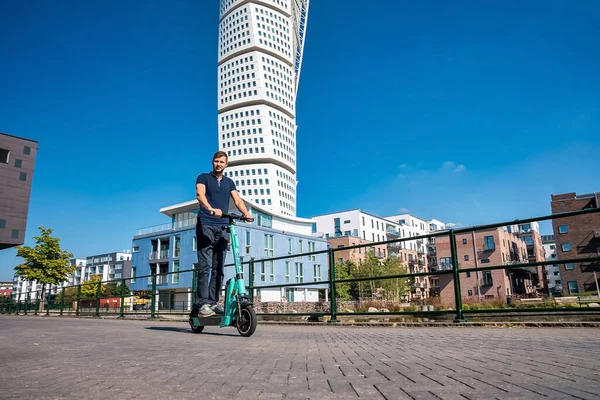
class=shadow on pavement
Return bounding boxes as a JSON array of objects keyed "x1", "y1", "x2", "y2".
[{"x1": 143, "y1": 326, "x2": 240, "y2": 337}]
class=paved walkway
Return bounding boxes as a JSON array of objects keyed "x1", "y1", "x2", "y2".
[{"x1": 1, "y1": 316, "x2": 599, "y2": 399}]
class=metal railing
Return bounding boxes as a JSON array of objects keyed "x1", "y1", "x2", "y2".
[{"x1": 2, "y1": 208, "x2": 599, "y2": 323}]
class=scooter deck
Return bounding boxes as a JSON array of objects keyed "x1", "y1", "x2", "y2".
[{"x1": 191, "y1": 314, "x2": 224, "y2": 327}]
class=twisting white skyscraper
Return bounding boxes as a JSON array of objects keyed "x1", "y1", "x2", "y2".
[{"x1": 218, "y1": 0, "x2": 309, "y2": 217}]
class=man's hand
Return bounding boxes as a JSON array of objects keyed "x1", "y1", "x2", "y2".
[
  {"x1": 244, "y1": 214, "x2": 254, "y2": 222},
  {"x1": 212, "y1": 208, "x2": 223, "y2": 217}
]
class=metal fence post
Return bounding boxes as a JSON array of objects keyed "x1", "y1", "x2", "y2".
[
  {"x1": 151, "y1": 273, "x2": 157, "y2": 319},
  {"x1": 60, "y1": 287, "x2": 65, "y2": 316},
  {"x1": 76, "y1": 285, "x2": 81, "y2": 316},
  {"x1": 95, "y1": 282, "x2": 101, "y2": 317},
  {"x1": 328, "y1": 248, "x2": 338, "y2": 323},
  {"x1": 249, "y1": 258, "x2": 255, "y2": 303},
  {"x1": 120, "y1": 279, "x2": 125, "y2": 318},
  {"x1": 450, "y1": 230, "x2": 466, "y2": 322}
]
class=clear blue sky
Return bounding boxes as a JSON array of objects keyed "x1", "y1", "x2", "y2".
[{"x1": 1, "y1": 0, "x2": 599, "y2": 280}]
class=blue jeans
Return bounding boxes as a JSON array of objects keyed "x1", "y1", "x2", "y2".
[{"x1": 195, "y1": 223, "x2": 229, "y2": 307}]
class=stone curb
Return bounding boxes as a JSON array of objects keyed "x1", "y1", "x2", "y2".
[{"x1": 4, "y1": 314, "x2": 600, "y2": 327}]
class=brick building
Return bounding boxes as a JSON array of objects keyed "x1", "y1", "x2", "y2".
[
  {"x1": 551, "y1": 192, "x2": 600, "y2": 295},
  {"x1": 0, "y1": 132, "x2": 38, "y2": 249},
  {"x1": 436, "y1": 228, "x2": 533, "y2": 306},
  {"x1": 327, "y1": 236, "x2": 388, "y2": 266}
]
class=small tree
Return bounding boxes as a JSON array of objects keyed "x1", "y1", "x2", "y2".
[
  {"x1": 14, "y1": 226, "x2": 74, "y2": 312},
  {"x1": 334, "y1": 260, "x2": 355, "y2": 300},
  {"x1": 105, "y1": 281, "x2": 131, "y2": 297},
  {"x1": 81, "y1": 275, "x2": 105, "y2": 298}
]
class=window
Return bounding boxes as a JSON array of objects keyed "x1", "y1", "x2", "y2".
[
  {"x1": 484, "y1": 236, "x2": 495, "y2": 250},
  {"x1": 132, "y1": 246, "x2": 139, "y2": 252},
  {"x1": 464, "y1": 255, "x2": 469, "y2": 261},
  {"x1": 174, "y1": 236, "x2": 181, "y2": 258},
  {"x1": 19, "y1": 172, "x2": 27, "y2": 181},
  {"x1": 558, "y1": 225, "x2": 568, "y2": 234},
  {"x1": 565, "y1": 263, "x2": 575, "y2": 270},
  {"x1": 260, "y1": 261, "x2": 266, "y2": 281},
  {"x1": 285, "y1": 261, "x2": 290, "y2": 283},
  {"x1": 308, "y1": 242, "x2": 316, "y2": 261},
  {"x1": 466, "y1": 272, "x2": 471, "y2": 278},
  {"x1": 23, "y1": 146, "x2": 31, "y2": 155},
  {"x1": 264, "y1": 234, "x2": 274, "y2": 257},
  {"x1": 11, "y1": 229, "x2": 19, "y2": 239},
  {"x1": 131, "y1": 267, "x2": 136, "y2": 283},
  {"x1": 268, "y1": 261, "x2": 274, "y2": 281},
  {"x1": 467, "y1": 290, "x2": 473, "y2": 296},
  {"x1": 562, "y1": 243, "x2": 571, "y2": 252},
  {"x1": 295, "y1": 262, "x2": 303, "y2": 283},
  {"x1": 245, "y1": 230, "x2": 251, "y2": 254},
  {"x1": 568, "y1": 281, "x2": 578, "y2": 294},
  {"x1": 288, "y1": 238, "x2": 292, "y2": 254},
  {"x1": 462, "y1": 238, "x2": 467, "y2": 245},
  {"x1": 193, "y1": 236, "x2": 197, "y2": 251},
  {"x1": 482, "y1": 271, "x2": 493, "y2": 286},
  {"x1": 298, "y1": 240, "x2": 303, "y2": 256},
  {"x1": 0, "y1": 148, "x2": 9, "y2": 164},
  {"x1": 172, "y1": 261, "x2": 180, "y2": 284},
  {"x1": 314, "y1": 264, "x2": 322, "y2": 281},
  {"x1": 0, "y1": 219, "x2": 5, "y2": 229}
]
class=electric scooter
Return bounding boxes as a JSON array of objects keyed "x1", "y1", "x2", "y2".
[{"x1": 189, "y1": 213, "x2": 257, "y2": 337}]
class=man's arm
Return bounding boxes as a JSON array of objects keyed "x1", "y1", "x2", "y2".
[
  {"x1": 231, "y1": 190, "x2": 254, "y2": 221},
  {"x1": 196, "y1": 183, "x2": 222, "y2": 217}
]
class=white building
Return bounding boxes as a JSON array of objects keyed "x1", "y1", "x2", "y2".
[
  {"x1": 70, "y1": 258, "x2": 86, "y2": 285},
  {"x1": 312, "y1": 209, "x2": 447, "y2": 299},
  {"x1": 11, "y1": 275, "x2": 72, "y2": 302},
  {"x1": 218, "y1": 0, "x2": 310, "y2": 217},
  {"x1": 541, "y1": 234, "x2": 561, "y2": 294},
  {"x1": 83, "y1": 252, "x2": 132, "y2": 282}
]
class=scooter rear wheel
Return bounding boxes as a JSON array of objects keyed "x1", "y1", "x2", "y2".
[{"x1": 236, "y1": 306, "x2": 257, "y2": 337}]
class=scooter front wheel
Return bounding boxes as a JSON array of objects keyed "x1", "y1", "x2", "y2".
[{"x1": 236, "y1": 306, "x2": 257, "y2": 337}]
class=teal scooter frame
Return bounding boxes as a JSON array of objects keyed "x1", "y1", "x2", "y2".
[{"x1": 189, "y1": 213, "x2": 257, "y2": 337}]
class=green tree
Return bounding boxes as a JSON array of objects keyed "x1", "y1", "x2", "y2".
[
  {"x1": 378, "y1": 257, "x2": 410, "y2": 302},
  {"x1": 105, "y1": 281, "x2": 131, "y2": 297},
  {"x1": 80, "y1": 275, "x2": 105, "y2": 298},
  {"x1": 61, "y1": 286, "x2": 79, "y2": 303},
  {"x1": 334, "y1": 260, "x2": 356, "y2": 300},
  {"x1": 14, "y1": 226, "x2": 74, "y2": 312}
]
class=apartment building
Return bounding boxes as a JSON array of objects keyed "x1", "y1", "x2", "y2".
[
  {"x1": 70, "y1": 258, "x2": 87, "y2": 285},
  {"x1": 541, "y1": 234, "x2": 562, "y2": 294},
  {"x1": 129, "y1": 198, "x2": 328, "y2": 309},
  {"x1": 312, "y1": 210, "x2": 446, "y2": 299},
  {"x1": 436, "y1": 228, "x2": 532, "y2": 305},
  {"x1": 327, "y1": 236, "x2": 387, "y2": 265},
  {"x1": 506, "y1": 221, "x2": 546, "y2": 292},
  {"x1": 11, "y1": 275, "x2": 72, "y2": 302},
  {"x1": 81, "y1": 252, "x2": 132, "y2": 283},
  {"x1": 551, "y1": 192, "x2": 600, "y2": 295},
  {"x1": 0, "y1": 132, "x2": 38, "y2": 249}
]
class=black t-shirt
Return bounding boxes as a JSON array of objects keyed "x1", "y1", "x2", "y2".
[{"x1": 196, "y1": 172, "x2": 237, "y2": 226}]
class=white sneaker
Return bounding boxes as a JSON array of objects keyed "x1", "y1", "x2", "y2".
[{"x1": 199, "y1": 304, "x2": 215, "y2": 317}]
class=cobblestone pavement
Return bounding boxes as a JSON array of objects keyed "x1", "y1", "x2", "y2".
[{"x1": 1, "y1": 316, "x2": 599, "y2": 399}]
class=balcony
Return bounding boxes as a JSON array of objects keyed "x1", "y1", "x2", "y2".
[
  {"x1": 150, "y1": 251, "x2": 169, "y2": 261},
  {"x1": 438, "y1": 263, "x2": 453, "y2": 271},
  {"x1": 147, "y1": 275, "x2": 169, "y2": 286},
  {"x1": 386, "y1": 228, "x2": 401, "y2": 237}
]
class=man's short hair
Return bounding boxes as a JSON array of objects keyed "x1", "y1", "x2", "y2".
[{"x1": 212, "y1": 151, "x2": 228, "y2": 161}]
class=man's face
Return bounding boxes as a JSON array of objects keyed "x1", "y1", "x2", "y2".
[{"x1": 212, "y1": 156, "x2": 228, "y2": 173}]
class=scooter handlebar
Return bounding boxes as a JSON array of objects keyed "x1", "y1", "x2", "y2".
[{"x1": 221, "y1": 213, "x2": 252, "y2": 222}]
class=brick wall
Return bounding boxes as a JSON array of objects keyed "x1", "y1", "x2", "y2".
[{"x1": 551, "y1": 192, "x2": 600, "y2": 294}]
